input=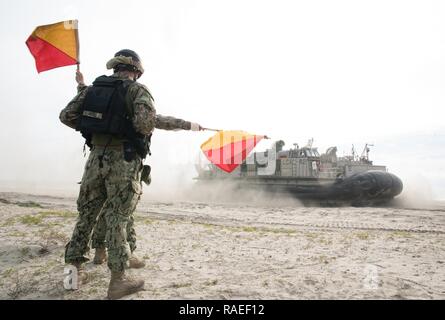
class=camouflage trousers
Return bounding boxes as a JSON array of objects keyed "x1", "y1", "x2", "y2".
[
  {"x1": 91, "y1": 209, "x2": 137, "y2": 253},
  {"x1": 65, "y1": 146, "x2": 142, "y2": 272}
]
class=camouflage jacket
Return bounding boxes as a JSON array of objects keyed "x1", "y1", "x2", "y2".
[{"x1": 59, "y1": 72, "x2": 192, "y2": 137}]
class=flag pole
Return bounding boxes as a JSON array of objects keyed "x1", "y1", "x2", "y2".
[
  {"x1": 203, "y1": 127, "x2": 270, "y2": 138},
  {"x1": 202, "y1": 127, "x2": 221, "y2": 132},
  {"x1": 75, "y1": 19, "x2": 80, "y2": 72}
]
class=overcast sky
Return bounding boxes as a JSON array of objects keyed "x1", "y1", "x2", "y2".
[{"x1": 0, "y1": 0, "x2": 444, "y2": 199}]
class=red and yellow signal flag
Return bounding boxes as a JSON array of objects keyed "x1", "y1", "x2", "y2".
[
  {"x1": 26, "y1": 20, "x2": 79, "y2": 73},
  {"x1": 201, "y1": 130, "x2": 265, "y2": 173}
]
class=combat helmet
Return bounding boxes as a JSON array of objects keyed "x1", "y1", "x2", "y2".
[{"x1": 106, "y1": 49, "x2": 144, "y2": 78}]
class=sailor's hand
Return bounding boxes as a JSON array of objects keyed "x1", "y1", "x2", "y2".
[
  {"x1": 190, "y1": 123, "x2": 203, "y2": 131},
  {"x1": 76, "y1": 70, "x2": 85, "y2": 86}
]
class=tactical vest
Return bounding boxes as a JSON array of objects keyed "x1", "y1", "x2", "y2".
[{"x1": 76, "y1": 75, "x2": 151, "y2": 159}]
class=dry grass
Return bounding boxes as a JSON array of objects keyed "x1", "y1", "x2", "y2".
[
  {"x1": 6, "y1": 271, "x2": 36, "y2": 299},
  {"x1": 20, "y1": 215, "x2": 43, "y2": 225}
]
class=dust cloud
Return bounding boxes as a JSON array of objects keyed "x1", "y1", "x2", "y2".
[
  {"x1": 185, "y1": 180, "x2": 304, "y2": 208},
  {"x1": 391, "y1": 174, "x2": 435, "y2": 209},
  {"x1": 140, "y1": 165, "x2": 304, "y2": 208}
]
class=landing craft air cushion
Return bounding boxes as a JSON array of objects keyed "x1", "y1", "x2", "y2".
[{"x1": 195, "y1": 139, "x2": 403, "y2": 205}]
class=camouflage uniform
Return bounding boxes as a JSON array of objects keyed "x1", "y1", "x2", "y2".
[
  {"x1": 91, "y1": 114, "x2": 191, "y2": 253},
  {"x1": 61, "y1": 72, "x2": 192, "y2": 272},
  {"x1": 92, "y1": 208, "x2": 136, "y2": 252}
]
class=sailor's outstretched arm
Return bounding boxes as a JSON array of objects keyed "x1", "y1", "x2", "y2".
[{"x1": 155, "y1": 115, "x2": 201, "y2": 131}]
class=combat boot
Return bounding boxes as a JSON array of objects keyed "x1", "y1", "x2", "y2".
[
  {"x1": 107, "y1": 271, "x2": 144, "y2": 300},
  {"x1": 129, "y1": 255, "x2": 146, "y2": 269},
  {"x1": 72, "y1": 262, "x2": 89, "y2": 285},
  {"x1": 93, "y1": 247, "x2": 108, "y2": 265}
]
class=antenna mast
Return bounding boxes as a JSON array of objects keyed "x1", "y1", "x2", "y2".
[{"x1": 361, "y1": 143, "x2": 374, "y2": 161}]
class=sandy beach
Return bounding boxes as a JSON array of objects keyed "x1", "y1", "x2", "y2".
[{"x1": 0, "y1": 191, "x2": 444, "y2": 300}]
